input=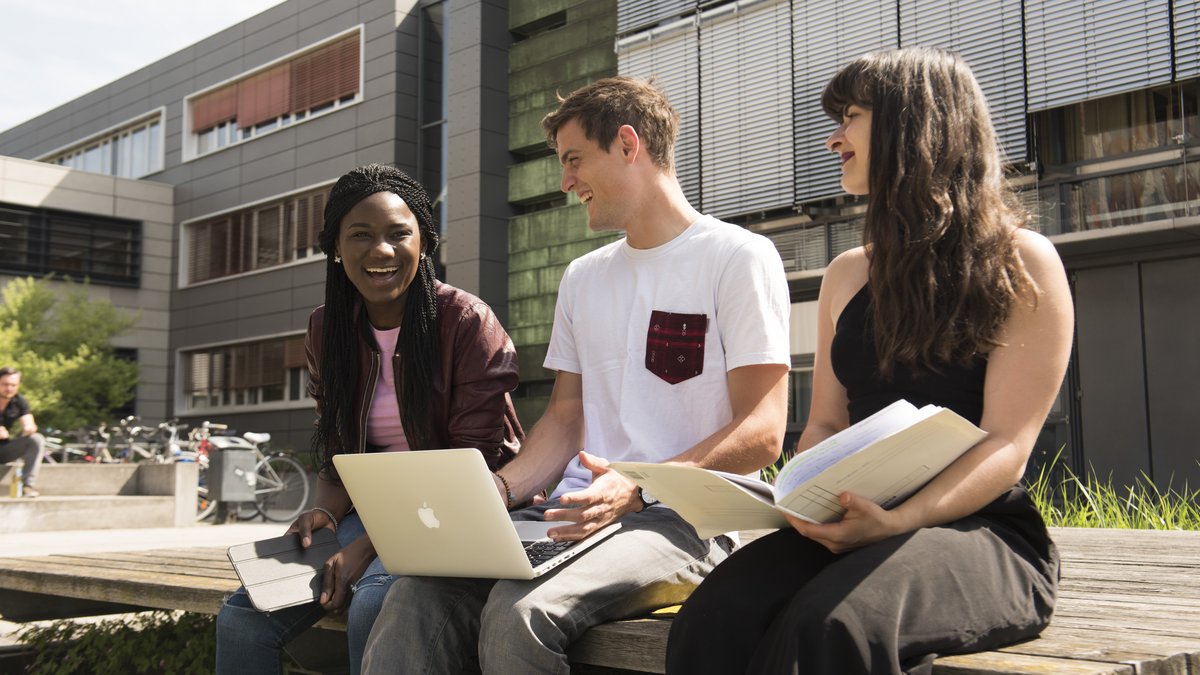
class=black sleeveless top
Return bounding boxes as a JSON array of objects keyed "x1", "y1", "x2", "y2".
[
  {"x1": 830, "y1": 285, "x2": 1053, "y2": 553},
  {"x1": 831, "y1": 285, "x2": 987, "y2": 425}
]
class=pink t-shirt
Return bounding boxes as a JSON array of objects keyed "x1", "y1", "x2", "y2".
[{"x1": 366, "y1": 325, "x2": 411, "y2": 453}]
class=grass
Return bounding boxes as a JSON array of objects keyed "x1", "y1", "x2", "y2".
[
  {"x1": 763, "y1": 448, "x2": 1200, "y2": 530},
  {"x1": 1025, "y1": 451, "x2": 1200, "y2": 530}
]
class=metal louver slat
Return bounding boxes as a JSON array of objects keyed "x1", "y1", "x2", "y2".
[
  {"x1": 618, "y1": 0, "x2": 696, "y2": 37},
  {"x1": 767, "y1": 225, "x2": 828, "y2": 273},
  {"x1": 1026, "y1": 0, "x2": 1172, "y2": 111},
  {"x1": 1177, "y1": 0, "x2": 1200, "y2": 79},
  {"x1": 830, "y1": 218, "x2": 865, "y2": 258},
  {"x1": 794, "y1": 0, "x2": 898, "y2": 204},
  {"x1": 699, "y1": 0, "x2": 794, "y2": 218},
  {"x1": 899, "y1": 0, "x2": 1027, "y2": 163},
  {"x1": 617, "y1": 18, "x2": 702, "y2": 208}
]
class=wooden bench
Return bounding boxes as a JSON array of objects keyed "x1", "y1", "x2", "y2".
[{"x1": 0, "y1": 527, "x2": 1197, "y2": 674}]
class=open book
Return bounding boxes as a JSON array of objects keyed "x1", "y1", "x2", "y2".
[{"x1": 609, "y1": 400, "x2": 987, "y2": 539}]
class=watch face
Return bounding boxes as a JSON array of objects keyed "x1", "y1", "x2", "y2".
[{"x1": 640, "y1": 488, "x2": 659, "y2": 505}]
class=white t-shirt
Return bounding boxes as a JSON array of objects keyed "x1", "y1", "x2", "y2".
[{"x1": 544, "y1": 215, "x2": 791, "y2": 497}]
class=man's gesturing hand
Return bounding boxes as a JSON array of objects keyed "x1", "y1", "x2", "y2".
[{"x1": 543, "y1": 451, "x2": 640, "y2": 541}]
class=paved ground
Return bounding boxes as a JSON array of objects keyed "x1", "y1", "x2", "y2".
[{"x1": 0, "y1": 521, "x2": 284, "y2": 648}]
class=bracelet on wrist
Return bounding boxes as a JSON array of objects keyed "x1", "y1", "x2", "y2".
[
  {"x1": 309, "y1": 506, "x2": 339, "y2": 530},
  {"x1": 495, "y1": 472, "x2": 514, "y2": 509}
]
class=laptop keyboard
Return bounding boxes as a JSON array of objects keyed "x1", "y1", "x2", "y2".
[{"x1": 524, "y1": 539, "x2": 573, "y2": 566}]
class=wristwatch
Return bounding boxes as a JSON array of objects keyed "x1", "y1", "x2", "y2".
[{"x1": 638, "y1": 487, "x2": 659, "y2": 510}]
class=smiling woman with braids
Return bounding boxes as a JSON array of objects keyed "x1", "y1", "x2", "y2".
[
  {"x1": 216, "y1": 163, "x2": 523, "y2": 675},
  {"x1": 666, "y1": 48, "x2": 1074, "y2": 674}
]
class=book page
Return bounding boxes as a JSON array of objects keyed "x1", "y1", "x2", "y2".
[
  {"x1": 774, "y1": 400, "x2": 932, "y2": 496},
  {"x1": 775, "y1": 409, "x2": 987, "y2": 523}
]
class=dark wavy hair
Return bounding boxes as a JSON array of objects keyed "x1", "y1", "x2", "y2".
[
  {"x1": 312, "y1": 164, "x2": 440, "y2": 474},
  {"x1": 821, "y1": 47, "x2": 1036, "y2": 378}
]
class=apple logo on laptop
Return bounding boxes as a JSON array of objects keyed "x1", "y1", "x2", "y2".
[{"x1": 417, "y1": 502, "x2": 440, "y2": 529}]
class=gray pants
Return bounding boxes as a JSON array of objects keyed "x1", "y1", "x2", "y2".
[
  {"x1": 0, "y1": 433, "x2": 45, "y2": 487},
  {"x1": 361, "y1": 500, "x2": 729, "y2": 675}
]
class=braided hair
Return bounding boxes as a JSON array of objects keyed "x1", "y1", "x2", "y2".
[{"x1": 312, "y1": 163, "x2": 441, "y2": 474}]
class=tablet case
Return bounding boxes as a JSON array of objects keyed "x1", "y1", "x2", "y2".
[{"x1": 227, "y1": 528, "x2": 339, "y2": 612}]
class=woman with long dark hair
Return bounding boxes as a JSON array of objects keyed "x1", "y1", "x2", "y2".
[
  {"x1": 216, "y1": 163, "x2": 523, "y2": 675},
  {"x1": 666, "y1": 48, "x2": 1074, "y2": 674}
]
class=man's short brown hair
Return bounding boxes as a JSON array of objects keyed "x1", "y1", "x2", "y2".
[{"x1": 542, "y1": 76, "x2": 679, "y2": 171}]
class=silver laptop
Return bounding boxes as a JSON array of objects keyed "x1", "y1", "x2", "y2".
[{"x1": 333, "y1": 449, "x2": 620, "y2": 580}]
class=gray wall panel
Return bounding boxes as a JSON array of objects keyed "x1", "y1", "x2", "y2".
[
  {"x1": 1141, "y1": 257, "x2": 1200, "y2": 491},
  {"x1": 1074, "y1": 264, "x2": 1151, "y2": 487}
]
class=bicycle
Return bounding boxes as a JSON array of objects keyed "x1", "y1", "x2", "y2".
[
  {"x1": 40, "y1": 424, "x2": 116, "y2": 464},
  {"x1": 184, "y1": 422, "x2": 310, "y2": 523}
]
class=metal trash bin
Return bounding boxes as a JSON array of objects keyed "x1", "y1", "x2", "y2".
[{"x1": 209, "y1": 447, "x2": 257, "y2": 503}]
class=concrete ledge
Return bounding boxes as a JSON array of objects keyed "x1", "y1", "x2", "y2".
[
  {"x1": 0, "y1": 496, "x2": 180, "y2": 533},
  {"x1": 0, "y1": 463, "x2": 198, "y2": 532}
]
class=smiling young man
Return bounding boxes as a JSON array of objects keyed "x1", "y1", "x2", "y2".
[
  {"x1": 0, "y1": 366, "x2": 46, "y2": 498},
  {"x1": 362, "y1": 77, "x2": 792, "y2": 674}
]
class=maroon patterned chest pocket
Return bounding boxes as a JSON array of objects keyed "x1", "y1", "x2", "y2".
[{"x1": 645, "y1": 311, "x2": 708, "y2": 385}]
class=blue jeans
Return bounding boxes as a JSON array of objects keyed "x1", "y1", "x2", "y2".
[
  {"x1": 361, "y1": 501, "x2": 729, "y2": 675},
  {"x1": 215, "y1": 511, "x2": 394, "y2": 675}
]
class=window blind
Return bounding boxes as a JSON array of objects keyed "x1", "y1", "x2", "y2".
[
  {"x1": 617, "y1": 0, "x2": 696, "y2": 36},
  {"x1": 699, "y1": 0, "x2": 794, "y2": 218},
  {"x1": 617, "y1": 17, "x2": 702, "y2": 208},
  {"x1": 1025, "y1": 0, "x2": 1172, "y2": 111},
  {"x1": 899, "y1": 0, "x2": 1027, "y2": 162},
  {"x1": 190, "y1": 31, "x2": 360, "y2": 134},
  {"x1": 793, "y1": 0, "x2": 897, "y2": 204},
  {"x1": 237, "y1": 64, "x2": 291, "y2": 129},
  {"x1": 191, "y1": 85, "x2": 238, "y2": 133},
  {"x1": 291, "y1": 33, "x2": 360, "y2": 113},
  {"x1": 1176, "y1": 0, "x2": 1199, "y2": 80}
]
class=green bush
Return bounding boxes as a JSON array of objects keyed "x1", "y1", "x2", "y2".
[
  {"x1": 0, "y1": 276, "x2": 139, "y2": 430},
  {"x1": 17, "y1": 612, "x2": 215, "y2": 675}
]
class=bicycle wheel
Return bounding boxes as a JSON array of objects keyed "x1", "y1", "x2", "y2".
[{"x1": 251, "y1": 454, "x2": 310, "y2": 522}]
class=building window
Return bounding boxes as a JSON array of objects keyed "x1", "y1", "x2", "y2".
[
  {"x1": 419, "y1": 1, "x2": 447, "y2": 237},
  {"x1": 0, "y1": 205, "x2": 140, "y2": 285},
  {"x1": 186, "y1": 185, "x2": 328, "y2": 284},
  {"x1": 182, "y1": 335, "x2": 309, "y2": 412},
  {"x1": 186, "y1": 29, "x2": 362, "y2": 160},
  {"x1": 43, "y1": 112, "x2": 164, "y2": 179},
  {"x1": 1033, "y1": 80, "x2": 1200, "y2": 234}
]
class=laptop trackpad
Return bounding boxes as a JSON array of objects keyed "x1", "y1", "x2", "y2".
[{"x1": 514, "y1": 520, "x2": 556, "y2": 543}]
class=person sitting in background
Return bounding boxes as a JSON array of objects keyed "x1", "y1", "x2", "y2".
[
  {"x1": 215, "y1": 163, "x2": 524, "y2": 675},
  {"x1": 666, "y1": 47, "x2": 1074, "y2": 675},
  {"x1": 0, "y1": 366, "x2": 46, "y2": 498}
]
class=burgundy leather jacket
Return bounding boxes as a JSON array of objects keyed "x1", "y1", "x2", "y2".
[{"x1": 305, "y1": 281, "x2": 523, "y2": 472}]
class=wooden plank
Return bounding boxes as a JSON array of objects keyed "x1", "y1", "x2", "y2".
[
  {"x1": 0, "y1": 555, "x2": 237, "y2": 584},
  {"x1": 0, "y1": 529, "x2": 1197, "y2": 675},
  {"x1": 932, "y1": 651, "x2": 1134, "y2": 674},
  {"x1": 569, "y1": 619, "x2": 669, "y2": 674},
  {"x1": 997, "y1": 624, "x2": 1199, "y2": 675}
]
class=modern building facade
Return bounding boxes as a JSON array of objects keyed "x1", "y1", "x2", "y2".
[
  {"x1": 1, "y1": 0, "x2": 1196, "y2": 492},
  {"x1": 507, "y1": 0, "x2": 1200, "y2": 491},
  {"x1": 0, "y1": 0, "x2": 510, "y2": 453}
]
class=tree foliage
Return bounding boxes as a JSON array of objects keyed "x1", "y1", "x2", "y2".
[{"x1": 0, "y1": 276, "x2": 140, "y2": 430}]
